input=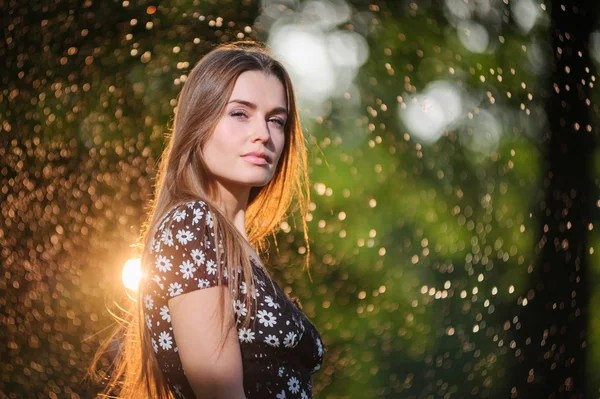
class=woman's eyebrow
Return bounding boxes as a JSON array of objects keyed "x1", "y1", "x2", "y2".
[{"x1": 227, "y1": 99, "x2": 288, "y2": 116}]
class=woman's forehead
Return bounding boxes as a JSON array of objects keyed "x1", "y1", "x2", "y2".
[{"x1": 228, "y1": 71, "x2": 287, "y2": 109}]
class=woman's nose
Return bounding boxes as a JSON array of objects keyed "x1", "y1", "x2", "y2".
[{"x1": 253, "y1": 117, "x2": 270, "y2": 142}]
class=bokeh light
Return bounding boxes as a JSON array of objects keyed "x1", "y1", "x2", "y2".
[{"x1": 122, "y1": 258, "x2": 142, "y2": 291}]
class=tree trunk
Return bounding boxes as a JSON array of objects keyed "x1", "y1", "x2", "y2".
[{"x1": 508, "y1": 1, "x2": 597, "y2": 398}]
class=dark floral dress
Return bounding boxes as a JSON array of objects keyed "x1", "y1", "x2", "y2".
[{"x1": 139, "y1": 200, "x2": 325, "y2": 399}]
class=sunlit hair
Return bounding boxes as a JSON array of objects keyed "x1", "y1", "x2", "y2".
[{"x1": 86, "y1": 41, "x2": 311, "y2": 399}]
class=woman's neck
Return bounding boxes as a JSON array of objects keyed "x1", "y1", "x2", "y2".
[{"x1": 210, "y1": 181, "x2": 250, "y2": 228}]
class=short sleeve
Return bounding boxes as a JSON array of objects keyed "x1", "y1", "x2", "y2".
[{"x1": 146, "y1": 200, "x2": 225, "y2": 300}]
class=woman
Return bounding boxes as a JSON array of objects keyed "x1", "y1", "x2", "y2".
[{"x1": 89, "y1": 41, "x2": 324, "y2": 398}]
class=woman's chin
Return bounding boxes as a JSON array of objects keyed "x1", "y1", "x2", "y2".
[
  {"x1": 247, "y1": 178, "x2": 272, "y2": 188},
  {"x1": 217, "y1": 169, "x2": 274, "y2": 189},
  {"x1": 225, "y1": 177, "x2": 271, "y2": 188},
  {"x1": 242, "y1": 170, "x2": 273, "y2": 183}
]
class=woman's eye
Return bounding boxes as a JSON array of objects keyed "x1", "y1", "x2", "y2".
[
  {"x1": 270, "y1": 118, "x2": 286, "y2": 127},
  {"x1": 230, "y1": 111, "x2": 285, "y2": 128},
  {"x1": 230, "y1": 111, "x2": 248, "y2": 119}
]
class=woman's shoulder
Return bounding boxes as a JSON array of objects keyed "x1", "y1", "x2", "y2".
[
  {"x1": 143, "y1": 199, "x2": 224, "y2": 300},
  {"x1": 155, "y1": 200, "x2": 212, "y2": 232},
  {"x1": 147, "y1": 199, "x2": 217, "y2": 261}
]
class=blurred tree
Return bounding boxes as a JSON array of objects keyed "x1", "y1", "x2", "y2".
[{"x1": 507, "y1": 1, "x2": 597, "y2": 398}]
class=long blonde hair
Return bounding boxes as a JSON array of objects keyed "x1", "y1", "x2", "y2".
[{"x1": 86, "y1": 41, "x2": 311, "y2": 398}]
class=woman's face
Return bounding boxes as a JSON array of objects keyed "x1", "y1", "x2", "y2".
[{"x1": 202, "y1": 70, "x2": 288, "y2": 198}]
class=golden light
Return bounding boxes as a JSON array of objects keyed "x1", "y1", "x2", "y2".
[{"x1": 122, "y1": 258, "x2": 142, "y2": 291}]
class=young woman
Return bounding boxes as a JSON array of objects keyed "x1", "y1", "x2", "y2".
[{"x1": 89, "y1": 42, "x2": 324, "y2": 399}]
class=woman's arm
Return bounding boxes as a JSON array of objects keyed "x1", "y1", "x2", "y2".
[{"x1": 168, "y1": 286, "x2": 247, "y2": 399}]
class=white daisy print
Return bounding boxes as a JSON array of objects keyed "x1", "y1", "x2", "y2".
[
  {"x1": 288, "y1": 376, "x2": 300, "y2": 394},
  {"x1": 158, "y1": 215, "x2": 169, "y2": 231},
  {"x1": 265, "y1": 295, "x2": 280, "y2": 309},
  {"x1": 179, "y1": 260, "x2": 196, "y2": 279},
  {"x1": 240, "y1": 281, "x2": 247, "y2": 294},
  {"x1": 152, "y1": 236, "x2": 161, "y2": 254},
  {"x1": 238, "y1": 328, "x2": 255, "y2": 343},
  {"x1": 206, "y1": 210, "x2": 214, "y2": 228},
  {"x1": 160, "y1": 228, "x2": 174, "y2": 246},
  {"x1": 144, "y1": 294, "x2": 154, "y2": 310},
  {"x1": 255, "y1": 277, "x2": 266, "y2": 287},
  {"x1": 159, "y1": 305, "x2": 170, "y2": 322},
  {"x1": 276, "y1": 391, "x2": 286, "y2": 399},
  {"x1": 173, "y1": 209, "x2": 187, "y2": 222},
  {"x1": 233, "y1": 300, "x2": 248, "y2": 317},
  {"x1": 198, "y1": 279, "x2": 211, "y2": 289},
  {"x1": 190, "y1": 248, "x2": 205, "y2": 266},
  {"x1": 168, "y1": 282, "x2": 183, "y2": 297},
  {"x1": 192, "y1": 207, "x2": 204, "y2": 225},
  {"x1": 158, "y1": 331, "x2": 173, "y2": 350},
  {"x1": 206, "y1": 259, "x2": 217, "y2": 275},
  {"x1": 151, "y1": 338, "x2": 158, "y2": 353},
  {"x1": 283, "y1": 332, "x2": 297, "y2": 348},
  {"x1": 257, "y1": 310, "x2": 277, "y2": 327},
  {"x1": 151, "y1": 274, "x2": 164, "y2": 290},
  {"x1": 176, "y1": 229, "x2": 194, "y2": 245},
  {"x1": 301, "y1": 390, "x2": 308, "y2": 399},
  {"x1": 155, "y1": 255, "x2": 172, "y2": 273},
  {"x1": 316, "y1": 337, "x2": 323, "y2": 357},
  {"x1": 264, "y1": 334, "x2": 280, "y2": 347},
  {"x1": 173, "y1": 384, "x2": 184, "y2": 398},
  {"x1": 145, "y1": 314, "x2": 152, "y2": 330}
]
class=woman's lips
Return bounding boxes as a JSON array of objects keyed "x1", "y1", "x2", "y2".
[{"x1": 241, "y1": 155, "x2": 269, "y2": 165}]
